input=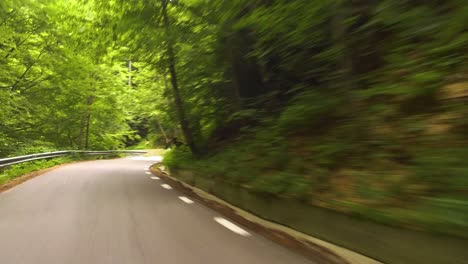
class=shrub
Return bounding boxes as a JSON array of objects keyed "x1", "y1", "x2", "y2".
[
  {"x1": 163, "y1": 145, "x2": 194, "y2": 169},
  {"x1": 277, "y1": 91, "x2": 339, "y2": 133}
]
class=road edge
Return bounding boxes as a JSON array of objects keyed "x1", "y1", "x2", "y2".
[
  {"x1": 0, "y1": 161, "x2": 85, "y2": 193},
  {"x1": 0, "y1": 157, "x2": 119, "y2": 194},
  {"x1": 151, "y1": 166, "x2": 382, "y2": 264}
]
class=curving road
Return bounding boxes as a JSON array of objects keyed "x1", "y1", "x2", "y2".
[{"x1": 0, "y1": 157, "x2": 315, "y2": 264}]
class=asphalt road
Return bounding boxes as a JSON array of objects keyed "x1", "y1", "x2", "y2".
[{"x1": 0, "y1": 157, "x2": 315, "y2": 264}]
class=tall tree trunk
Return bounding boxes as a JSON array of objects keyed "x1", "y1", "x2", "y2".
[
  {"x1": 10, "y1": 48, "x2": 45, "y2": 91},
  {"x1": 331, "y1": 0, "x2": 354, "y2": 90},
  {"x1": 67, "y1": 130, "x2": 74, "y2": 149},
  {"x1": 0, "y1": 9, "x2": 17, "y2": 27},
  {"x1": 161, "y1": 0, "x2": 199, "y2": 155},
  {"x1": 128, "y1": 59, "x2": 132, "y2": 88},
  {"x1": 84, "y1": 112, "x2": 91, "y2": 149},
  {"x1": 84, "y1": 95, "x2": 94, "y2": 149},
  {"x1": 157, "y1": 120, "x2": 169, "y2": 143},
  {"x1": 77, "y1": 116, "x2": 86, "y2": 149}
]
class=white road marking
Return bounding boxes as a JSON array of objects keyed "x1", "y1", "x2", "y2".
[
  {"x1": 161, "y1": 184, "x2": 172, "y2": 190},
  {"x1": 150, "y1": 176, "x2": 160, "y2": 180},
  {"x1": 178, "y1": 196, "x2": 194, "y2": 204},
  {"x1": 214, "y1": 217, "x2": 250, "y2": 236},
  {"x1": 145, "y1": 172, "x2": 152, "y2": 175}
]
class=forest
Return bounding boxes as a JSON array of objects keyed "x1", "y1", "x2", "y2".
[{"x1": 1, "y1": 0, "x2": 468, "y2": 238}]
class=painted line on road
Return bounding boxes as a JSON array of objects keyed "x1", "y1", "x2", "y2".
[
  {"x1": 150, "y1": 176, "x2": 160, "y2": 180},
  {"x1": 214, "y1": 217, "x2": 251, "y2": 236},
  {"x1": 161, "y1": 184, "x2": 172, "y2": 190},
  {"x1": 178, "y1": 196, "x2": 194, "y2": 204},
  {"x1": 145, "y1": 172, "x2": 152, "y2": 175}
]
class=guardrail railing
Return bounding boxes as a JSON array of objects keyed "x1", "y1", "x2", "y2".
[{"x1": 0, "y1": 150, "x2": 147, "y2": 168}]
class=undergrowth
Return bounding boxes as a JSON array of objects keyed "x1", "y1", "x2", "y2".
[{"x1": 164, "y1": 88, "x2": 468, "y2": 238}]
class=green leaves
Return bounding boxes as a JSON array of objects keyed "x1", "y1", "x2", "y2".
[{"x1": 0, "y1": 0, "x2": 135, "y2": 156}]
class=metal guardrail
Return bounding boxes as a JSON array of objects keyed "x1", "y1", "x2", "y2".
[{"x1": 0, "y1": 150, "x2": 147, "y2": 168}]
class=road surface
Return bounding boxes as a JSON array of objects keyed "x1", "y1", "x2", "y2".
[{"x1": 0, "y1": 157, "x2": 315, "y2": 264}]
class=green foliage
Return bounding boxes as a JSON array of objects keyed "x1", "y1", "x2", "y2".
[
  {"x1": 250, "y1": 171, "x2": 311, "y2": 198},
  {"x1": 419, "y1": 198, "x2": 468, "y2": 235},
  {"x1": 251, "y1": 172, "x2": 292, "y2": 195},
  {"x1": 102, "y1": 0, "x2": 468, "y2": 238},
  {"x1": 0, "y1": 157, "x2": 74, "y2": 185},
  {"x1": 227, "y1": 109, "x2": 261, "y2": 123},
  {"x1": 163, "y1": 145, "x2": 194, "y2": 169},
  {"x1": 0, "y1": 0, "x2": 133, "y2": 157},
  {"x1": 277, "y1": 91, "x2": 340, "y2": 133},
  {"x1": 411, "y1": 147, "x2": 468, "y2": 193}
]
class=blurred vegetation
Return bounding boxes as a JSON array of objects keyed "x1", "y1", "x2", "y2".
[{"x1": 160, "y1": 0, "x2": 468, "y2": 238}]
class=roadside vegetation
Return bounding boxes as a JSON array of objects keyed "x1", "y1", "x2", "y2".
[
  {"x1": 0, "y1": 157, "x2": 74, "y2": 186},
  {"x1": 160, "y1": 1, "x2": 468, "y2": 238}
]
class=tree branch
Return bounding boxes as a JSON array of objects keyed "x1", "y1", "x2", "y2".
[
  {"x1": 0, "y1": 9, "x2": 17, "y2": 27},
  {"x1": 10, "y1": 48, "x2": 46, "y2": 91}
]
